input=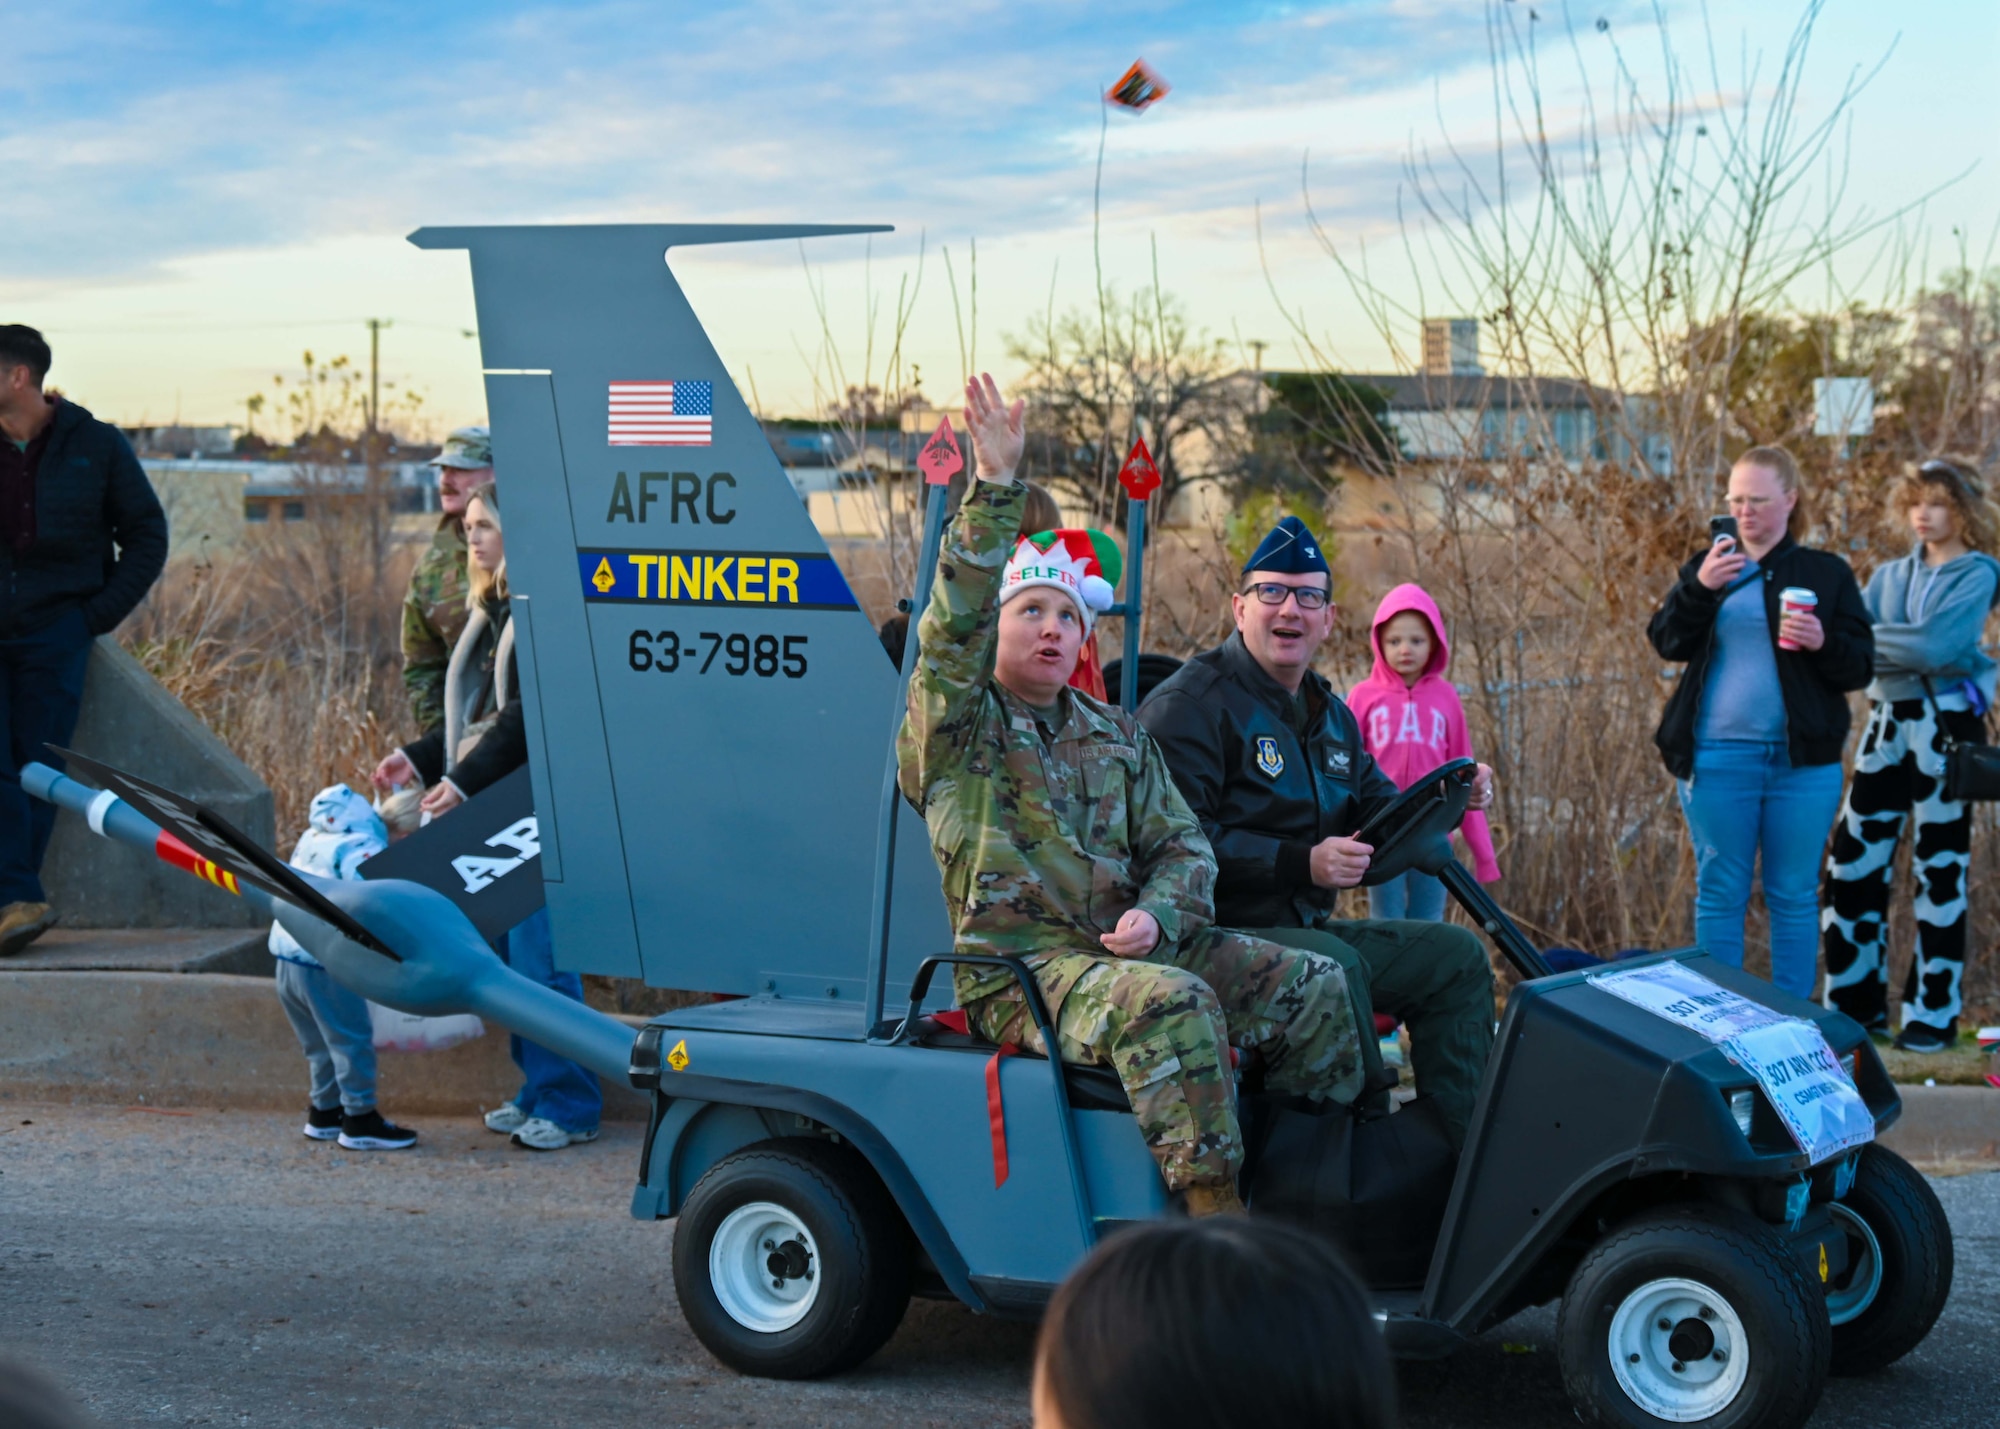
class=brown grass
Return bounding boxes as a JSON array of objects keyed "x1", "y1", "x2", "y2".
[
  {"x1": 122, "y1": 525, "x2": 423, "y2": 846},
  {"x1": 122, "y1": 494, "x2": 1999, "y2": 1028}
]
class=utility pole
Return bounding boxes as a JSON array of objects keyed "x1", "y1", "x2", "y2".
[
  {"x1": 362, "y1": 318, "x2": 394, "y2": 625},
  {"x1": 365, "y1": 318, "x2": 392, "y2": 434}
]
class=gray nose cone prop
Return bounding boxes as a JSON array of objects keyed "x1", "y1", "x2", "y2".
[{"x1": 22, "y1": 760, "x2": 638, "y2": 1084}]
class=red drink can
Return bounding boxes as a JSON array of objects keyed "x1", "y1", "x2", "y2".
[{"x1": 1778, "y1": 587, "x2": 1817, "y2": 650}]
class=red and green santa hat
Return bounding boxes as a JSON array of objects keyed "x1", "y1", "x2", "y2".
[{"x1": 1000, "y1": 528, "x2": 1123, "y2": 633}]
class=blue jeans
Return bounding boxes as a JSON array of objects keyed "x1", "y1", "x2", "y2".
[
  {"x1": 501, "y1": 907, "x2": 601, "y2": 1133},
  {"x1": 275, "y1": 958, "x2": 377, "y2": 1114},
  {"x1": 1676, "y1": 740, "x2": 1844, "y2": 998},
  {"x1": 0, "y1": 609, "x2": 94, "y2": 904},
  {"x1": 1368, "y1": 870, "x2": 1448, "y2": 922}
]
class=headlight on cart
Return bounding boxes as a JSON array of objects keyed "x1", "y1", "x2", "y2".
[{"x1": 1728, "y1": 1088, "x2": 1756, "y2": 1139}]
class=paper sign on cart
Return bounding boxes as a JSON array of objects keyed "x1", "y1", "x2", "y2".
[
  {"x1": 1590, "y1": 962, "x2": 1872, "y2": 1165},
  {"x1": 1719, "y1": 1020, "x2": 1875, "y2": 1165},
  {"x1": 1589, "y1": 961, "x2": 1787, "y2": 1042}
]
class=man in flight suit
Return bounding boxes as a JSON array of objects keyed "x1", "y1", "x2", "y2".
[
  {"x1": 401, "y1": 425, "x2": 491, "y2": 736},
  {"x1": 898, "y1": 376, "x2": 1364, "y2": 1216},
  {"x1": 1140, "y1": 520, "x2": 1497, "y2": 1147}
]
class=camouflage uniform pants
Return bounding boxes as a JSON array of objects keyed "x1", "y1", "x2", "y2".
[{"x1": 966, "y1": 929, "x2": 1364, "y2": 1193}]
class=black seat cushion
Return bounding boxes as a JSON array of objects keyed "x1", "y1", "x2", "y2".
[{"x1": 912, "y1": 1016, "x2": 1131, "y2": 1113}]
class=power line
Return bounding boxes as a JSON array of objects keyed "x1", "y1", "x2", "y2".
[{"x1": 50, "y1": 316, "x2": 477, "y2": 336}]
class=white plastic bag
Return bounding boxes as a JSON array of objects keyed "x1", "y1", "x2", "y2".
[{"x1": 369, "y1": 1001, "x2": 486, "y2": 1053}]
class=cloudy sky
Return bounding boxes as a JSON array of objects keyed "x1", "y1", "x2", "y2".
[{"x1": 6, "y1": 0, "x2": 1995, "y2": 434}]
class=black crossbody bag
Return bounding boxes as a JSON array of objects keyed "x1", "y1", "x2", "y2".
[{"x1": 1921, "y1": 678, "x2": 2000, "y2": 801}]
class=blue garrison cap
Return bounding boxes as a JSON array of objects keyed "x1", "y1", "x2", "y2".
[{"x1": 1241, "y1": 516, "x2": 1331, "y2": 578}]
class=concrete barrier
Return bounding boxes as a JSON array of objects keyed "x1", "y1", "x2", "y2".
[
  {"x1": 0, "y1": 971, "x2": 646, "y2": 1121},
  {"x1": 2, "y1": 968, "x2": 1990, "y2": 1150},
  {"x1": 1878, "y1": 1085, "x2": 2000, "y2": 1169},
  {"x1": 40, "y1": 638, "x2": 274, "y2": 928}
]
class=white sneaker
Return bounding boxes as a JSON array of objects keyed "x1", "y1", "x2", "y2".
[
  {"x1": 511, "y1": 1117, "x2": 599, "y2": 1152},
  {"x1": 483, "y1": 1101, "x2": 529, "y2": 1134}
]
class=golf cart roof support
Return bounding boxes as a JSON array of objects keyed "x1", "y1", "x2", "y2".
[{"x1": 863, "y1": 479, "x2": 954, "y2": 1034}]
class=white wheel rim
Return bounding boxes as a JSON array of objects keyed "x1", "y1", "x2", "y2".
[
  {"x1": 1825, "y1": 1202, "x2": 1883, "y2": 1327},
  {"x1": 1607, "y1": 1277, "x2": 1751, "y2": 1422},
  {"x1": 708, "y1": 1201, "x2": 821, "y2": 1333}
]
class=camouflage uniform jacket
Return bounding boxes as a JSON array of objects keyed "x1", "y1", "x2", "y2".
[
  {"x1": 896, "y1": 477, "x2": 1218, "y2": 1011},
  {"x1": 401, "y1": 515, "x2": 470, "y2": 736}
]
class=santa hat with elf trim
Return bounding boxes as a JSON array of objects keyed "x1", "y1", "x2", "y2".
[{"x1": 1000, "y1": 528, "x2": 1123, "y2": 633}]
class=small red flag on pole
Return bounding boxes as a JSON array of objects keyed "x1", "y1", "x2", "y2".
[
  {"x1": 1118, "y1": 437, "x2": 1161, "y2": 500},
  {"x1": 918, "y1": 416, "x2": 964, "y2": 486}
]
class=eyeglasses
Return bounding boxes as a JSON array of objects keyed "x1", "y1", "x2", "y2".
[
  {"x1": 1919, "y1": 459, "x2": 1985, "y2": 498},
  {"x1": 1242, "y1": 581, "x2": 1332, "y2": 610}
]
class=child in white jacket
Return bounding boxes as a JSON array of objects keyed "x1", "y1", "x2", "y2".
[{"x1": 270, "y1": 784, "x2": 418, "y2": 1150}]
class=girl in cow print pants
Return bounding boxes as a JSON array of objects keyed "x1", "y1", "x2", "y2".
[{"x1": 1822, "y1": 458, "x2": 2000, "y2": 1052}]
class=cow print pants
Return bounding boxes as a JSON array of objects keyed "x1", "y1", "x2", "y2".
[{"x1": 1820, "y1": 697, "x2": 1979, "y2": 1034}]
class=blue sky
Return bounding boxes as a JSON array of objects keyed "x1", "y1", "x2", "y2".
[{"x1": 5, "y1": 0, "x2": 1995, "y2": 428}]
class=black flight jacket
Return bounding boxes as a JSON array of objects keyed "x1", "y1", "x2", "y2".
[{"x1": 1139, "y1": 633, "x2": 1401, "y2": 929}]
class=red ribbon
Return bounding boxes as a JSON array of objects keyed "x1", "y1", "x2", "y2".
[{"x1": 986, "y1": 1044, "x2": 1020, "y2": 1187}]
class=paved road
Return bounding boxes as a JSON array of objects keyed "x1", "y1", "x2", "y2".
[{"x1": 0, "y1": 1104, "x2": 1992, "y2": 1428}]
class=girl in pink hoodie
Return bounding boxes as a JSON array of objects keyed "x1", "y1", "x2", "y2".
[{"x1": 1348, "y1": 584, "x2": 1501, "y2": 920}]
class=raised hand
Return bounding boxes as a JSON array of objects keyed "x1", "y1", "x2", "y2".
[{"x1": 963, "y1": 372, "x2": 1025, "y2": 481}]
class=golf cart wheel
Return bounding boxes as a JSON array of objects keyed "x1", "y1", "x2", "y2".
[
  {"x1": 673, "y1": 1138, "x2": 912, "y2": 1379},
  {"x1": 1557, "y1": 1207, "x2": 1829, "y2": 1429},
  {"x1": 1827, "y1": 1144, "x2": 1953, "y2": 1375}
]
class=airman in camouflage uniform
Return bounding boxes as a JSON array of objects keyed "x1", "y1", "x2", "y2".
[
  {"x1": 402, "y1": 426, "x2": 490, "y2": 735},
  {"x1": 897, "y1": 402, "x2": 1363, "y2": 1213}
]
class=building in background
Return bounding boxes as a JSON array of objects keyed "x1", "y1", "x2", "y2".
[
  {"x1": 142, "y1": 459, "x2": 441, "y2": 560},
  {"x1": 121, "y1": 425, "x2": 240, "y2": 459},
  {"x1": 1421, "y1": 318, "x2": 1484, "y2": 377}
]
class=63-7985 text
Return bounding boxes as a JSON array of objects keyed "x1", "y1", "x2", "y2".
[{"x1": 628, "y1": 630, "x2": 807, "y2": 678}]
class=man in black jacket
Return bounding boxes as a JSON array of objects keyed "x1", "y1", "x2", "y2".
[
  {"x1": 1140, "y1": 519, "x2": 1497, "y2": 1146},
  {"x1": 0, "y1": 326, "x2": 168, "y2": 953}
]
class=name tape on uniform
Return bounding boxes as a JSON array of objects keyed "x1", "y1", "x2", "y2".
[{"x1": 577, "y1": 549, "x2": 857, "y2": 610}]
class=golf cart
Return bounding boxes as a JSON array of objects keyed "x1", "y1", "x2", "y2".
[
  {"x1": 28, "y1": 223, "x2": 1951, "y2": 1429},
  {"x1": 616, "y1": 759, "x2": 1949, "y2": 1429}
]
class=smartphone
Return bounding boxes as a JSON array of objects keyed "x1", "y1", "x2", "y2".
[{"x1": 1708, "y1": 514, "x2": 1740, "y2": 551}]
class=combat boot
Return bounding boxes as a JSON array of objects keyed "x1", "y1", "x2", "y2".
[
  {"x1": 1182, "y1": 1182, "x2": 1247, "y2": 1218},
  {"x1": 0, "y1": 901, "x2": 56, "y2": 956}
]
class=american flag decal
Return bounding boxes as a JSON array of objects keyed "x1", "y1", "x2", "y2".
[{"x1": 608, "y1": 380, "x2": 713, "y2": 446}]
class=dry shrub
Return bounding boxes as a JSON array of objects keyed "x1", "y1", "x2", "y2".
[{"x1": 122, "y1": 522, "x2": 422, "y2": 846}]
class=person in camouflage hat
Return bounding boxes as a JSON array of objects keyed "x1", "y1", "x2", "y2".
[
  {"x1": 897, "y1": 375, "x2": 1364, "y2": 1216},
  {"x1": 401, "y1": 425, "x2": 490, "y2": 735}
]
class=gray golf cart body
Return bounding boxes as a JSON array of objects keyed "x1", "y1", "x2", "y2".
[{"x1": 401, "y1": 223, "x2": 1901, "y2": 1343}]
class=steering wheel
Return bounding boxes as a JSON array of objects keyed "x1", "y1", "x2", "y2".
[{"x1": 1352, "y1": 757, "x2": 1477, "y2": 886}]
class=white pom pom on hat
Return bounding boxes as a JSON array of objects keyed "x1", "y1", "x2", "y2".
[{"x1": 1000, "y1": 528, "x2": 1124, "y2": 634}]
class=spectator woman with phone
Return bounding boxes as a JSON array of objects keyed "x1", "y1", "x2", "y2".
[
  {"x1": 1648, "y1": 446, "x2": 1873, "y2": 997},
  {"x1": 1823, "y1": 458, "x2": 2000, "y2": 1052}
]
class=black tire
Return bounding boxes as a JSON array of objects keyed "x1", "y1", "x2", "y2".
[
  {"x1": 1557, "y1": 1206, "x2": 1830, "y2": 1429},
  {"x1": 1827, "y1": 1144, "x2": 1954, "y2": 1375},
  {"x1": 672, "y1": 1137, "x2": 913, "y2": 1379}
]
